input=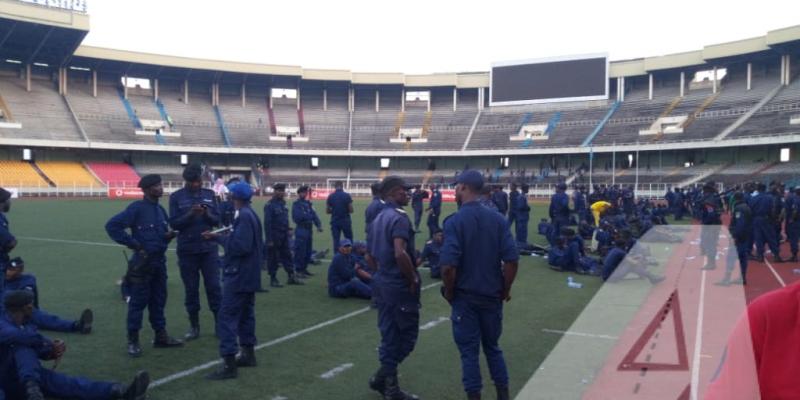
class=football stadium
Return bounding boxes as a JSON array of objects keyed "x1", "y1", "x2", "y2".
[{"x1": 0, "y1": 1, "x2": 799, "y2": 399}]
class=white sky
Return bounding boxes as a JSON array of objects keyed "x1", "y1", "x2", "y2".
[{"x1": 82, "y1": 0, "x2": 800, "y2": 74}]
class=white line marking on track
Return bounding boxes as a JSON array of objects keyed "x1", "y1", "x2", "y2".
[
  {"x1": 419, "y1": 316, "x2": 449, "y2": 330},
  {"x1": 540, "y1": 329, "x2": 618, "y2": 340},
  {"x1": 320, "y1": 363, "x2": 354, "y2": 379},
  {"x1": 690, "y1": 269, "x2": 707, "y2": 400},
  {"x1": 764, "y1": 259, "x2": 787, "y2": 287},
  {"x1": 149, "y1": 281, "x2": 443, "y2": 388}
]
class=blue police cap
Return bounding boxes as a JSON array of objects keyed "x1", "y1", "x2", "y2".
[
  {"x1": 138, "y1": 174, "x2": 162, "y2": 189},
  {"x1": 230, "y1": 182, "x2": 253, "y2": 201},
  {"x1": 339, "y1": 239, "x2": 353, "y2": 247},
  {"x1": 8, "y1": 257, "x2": 24, "y2": 269},
  {"x1": 453, "y1": 170, "x2": 483, "y2": 190}
]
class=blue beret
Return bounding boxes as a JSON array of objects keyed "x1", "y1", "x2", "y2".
[
  {"x1": 138, "y1": 174, "x2": 162, "y2": 189},
  {"x1": 454, "y1": 170, "x2": 484, "y2": 190},
  {"x1": 339, "y1": 239, "x2": 352, "y2": 247},
  {"x1": 4, "y1": 290, "x2": 34, "y2": 309},
  {"x1": 230, "y1": 182, "x2": 253, "y2": 201},
  {"x1": 182, "y1": 164, "x2": 202, "y2": 182}
]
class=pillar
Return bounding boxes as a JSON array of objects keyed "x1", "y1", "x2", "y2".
[
  {"x1": 269, "y1": 88, "x2": 273, "y2": 109},
  {"x1": 746, "y1": 63, "x2": 752, "y2": 91},
  {"x1": 427, "y1": 93, "x2": 431, "y2": 112},
  {"x1": 453, "y1": 87, "x2": 457, "y2": 111},
  {"x1": 786, "y1": 55, "x2": 792, "y2": 86},
  {"x1": 183, "y1": 80, "x2": 188, "y2": 104},
  {"x1": 154, "y1": 79, "x2": 159, "y2": 101},
  {"x1": 401, "y1": 89, "x2": 405, "y2": 112},
  {"x1": 91, "y1": 69, "x2": 96, "y2": 97},
  {"x1": 619, "y1": 77, "x2": 625, "y2": 102},
  {"x1": 241, "y1": 83, "x2": 246, "y2": 107},
  {"x1": 26, "y1": 64, "x2": 31, "y2": 92},
  {"x1": 348, "y1": 88, "x2": 353, "y2": 112},
  {"x1": 123, "y1": 75, "x2": 128, "y2": 99},
  {"x1": 680, "y1": 72, "x2": 685, "y2": 97},
  {"x1": 648, "y1": 73, "x2": 653, "y2": 100},
  {"x1": 323, "y1": 88, "x2": 327, "y2": 111},
  {"x1": 375, "y1": 89, "x2": 379, "y2": 112},
  {"x1": 297, "y1": 83, "x2": 301, "y2": 110},
  {"x1": 712, "y1": 66, "x2": 718, "y2": 94},
  {"x1": 62, "y1": 68, "x2": 67, "y2": 95}
]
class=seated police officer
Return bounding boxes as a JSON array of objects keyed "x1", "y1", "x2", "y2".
[
  {"x1": 327, "y1": 239, "x2": 372, "y2": 300},
  {"x1": 417, "y1": 228, "x2": 443, "y2": 279},
  {"x1": 440, "y1": 170, "x2": 519, "y2": 400},
  {"x1": 4, "y1": 257, "x2": 92, "y2": 334},
  {"x1": 0, "y1": 290, "x2": 149, "y2": 400},
  {"x1": 601, "y1": 239, "x2": 664, "y2": 284}
]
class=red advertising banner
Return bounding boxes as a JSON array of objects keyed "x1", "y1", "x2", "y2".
[
  {"x1": 440, "y1": 189, "x2": 456, "y2": 202},
  {"x1": 309, "y1": 189, "x2": 333, "y2": 200},
  {"x1": 108, "y1": 188, "x2": 143, "y2": 199}
]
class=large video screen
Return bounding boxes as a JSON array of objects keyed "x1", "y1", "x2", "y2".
[{"x1": 490, "y1": 54, "x2": 608, "y2": 106}]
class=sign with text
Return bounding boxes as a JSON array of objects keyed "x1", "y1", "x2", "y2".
[{"x1": 108, "y1": 188, "x2": 142, "y2": 199}]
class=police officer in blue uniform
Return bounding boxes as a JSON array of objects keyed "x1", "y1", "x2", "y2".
[
  {"x1": 573, "y1": 185, "x2": 587, "y2": 223},
  {"x1": 263, "y1": 184, "x2": 302, "y2": 287},
  {"x1": 621, "y1": 184, "x2": 636, "y2": 217},
  {"x1": 327, "y1": 239, "x2": 372, "y2": 299},
  {"x1": 326, "y1": 181, "x2": 354, "y2": 251},
  {"x1": 0, "y1": 291, "x2": 150, "y2": 400},
  {"x1": 0, "y1": 187, "x2": 16, "y2": 313},
  {"x1": 4, "y1": 257, "x2": 93, "y2": 334},
  {"x1": 716, "y1": 192, "x2": 753, "y2": 286},
  {"x1": 105, "y1": 174, "x2": 183, "y2": 357},
  {"x1": 219, "y1": 178, "x2": 240, "y2": 228},
  {"x1": 787, "y1": 187, "x2": 800, "y2": 262},
  {"x1": 549, "y1": 183, "x2": 570, "y2": 245},
  {"x1": 673, "y1": 187, "x2": 685, "y2": 220},
  {"x1": 417, "y1": 228, "x2": 443, "y2": 278},
  {"x1": 699, "y1": 183, "x2": 723, "y2": 270},
  {"x1": 751, "y1": 183, "x2": 784, "y2": 262},
  {"x1": 426, "y1": 184, "x2": 442, "y2": 239},
  {"x1": 440, "y1": 170, "x2": 519, "y2": 400},
  {"x1": 512, "y1": 184, "x2": 531, "y2": 246},
  {"x1": 367, "y1": 176, "x2": 420, "y2": 400},
  {"x1": 411, "y1": 186, "x2": 428, "y2": 233},
  {"x1": 168, "y1": 164, "x2": 222, "y2": 341},
  {"x1": 492, "y1": 185, "x2": 509, "y2": 217},
  {"x1": 204, "y1": 182, "x2": 263, "y2": 380},
  {"x1": 507, "y1": 184, "x2": 519, "y2": 231},
  {"x1": 293, "y1": 186, "x2": 323, "y2": 278}
]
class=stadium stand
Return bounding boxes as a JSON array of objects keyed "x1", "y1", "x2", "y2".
[
  {"x1": 36, "y1": 161, "x2": 103, "y2": 188},
  {"x1": 85, "y1": 162, "x2": 140, "y2": 187},
  {"x1": 0, "y1": 160, "x2": 49, "y2": 187},
  {"x1": 0, "y1": 75, "x2": 84, "y2": 141}
]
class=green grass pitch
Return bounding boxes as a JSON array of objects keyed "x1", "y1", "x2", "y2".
[{"x1": 8, "y1": 197, "x2": 601, "y2": 399}]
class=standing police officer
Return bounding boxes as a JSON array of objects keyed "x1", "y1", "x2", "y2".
[
  {"x1": 168, "y1": 164, "x2": 222, "y2": 341},
  {"x1": 368, "y1": 176, "x2": 420, "y2": 400},
  {"x1": 787, "y1": 187, "x2": 800, "y2": 262},
  {"x1": 105, "y1": 174, "x2": 183, "y2": 357},
  {"x1": 0, "y1": 187, "x2": 16, "y2": 313},
  {"x1": 411, "y1": 186, "x2": 428, "y2": 233},
  {"x1": 507, "y1": 183, "x2": 519, "y2": 232},
  {"x1": 699, "y1": 183, "x2": 723, "y2": 270},
  {"x1": 549, "y1": 183, "x2": 570, "y2": 245},
  {"x1": 263, "y1": 184, "x2": 302, "y2": 287},
  {"x1": 204, "y1": 182, "x2": 263, "y2": 380},
  {"x1": 426, "y1": 184, "x2": 442, "y2": 238},
  {"x1": 573, "y1": 185, "x2": 587, "y2": 223},
  {"x1": 293, "y1": 186, "x2": 323, "y2": 278},
  {"x1": 751, "y1": 183, "x2": 784, "y2": 262},
  {"x1": 326, "y1": 181, "x2": 354, "y2": 251},
  {"x1": 491, "y1": 185, "x2": 509, "y2": 217},
  {"x1": 440, "y1": 170, "x2": 519, "y2": 400},
  {"x1": 716, "y1": 192, "x2": 753, "y2": 286},
  {"x1": 513, "y1": 184, "x2": 532, "y2": 246}
]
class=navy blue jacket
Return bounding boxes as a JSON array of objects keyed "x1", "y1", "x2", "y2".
[
  {"x1": 787, "y1": 194, "x2": 800, "y2": 224},
  {"x1": 326, "y1": 189, "x2": 353, "y2": 224},
  {"x1": 429, "y1": 190, "x2": 442, "y2": 214},
  {"x1": 549, "y1": 192, "x2": 570, "y2": 222},
  {"x1": 0, "y1": 212, "x2": 14, "y2": 268},
  {"x1": 292, "y1": 198, "x2": 321, "y2": 232},
  {"x1": 513, "y1": 192, "x2": 531, "y2": 221},
  {"x1": 105, "y1": 198, "x2": 171, "y2": 255},
  {"x1": 420, "y1": 239, "x2": 442, "y2": 268},
  {"x1": 263, "y1": 198, "x2": 290, "y2": 245},
  {"x1": 0, "y1": 313, "x2": 54, "y2": 361},
  {"x1": 573, "y1": 191, "x2": 586, "y2": 214},
  {"x1": 700, "y1": 193, "x2": 722, "y2": 225},
  {"x1": 219, "y1": 200, "x2": 236, "y2": 227},
  {"x1": 730, "y1": 202, "x2": 753, "y2": 245},
  {"x1": 439, "y1": 201, "x2": 518, "y2": 299},
  {"x1": 411, "y1": 190, "x2": 428, "y2": 211},
  {"x1": 169, "y1": 187, "x2": 220, "y2": 254},
  {"x1": 327, "y1": 253, "x2": 355, "y2": 295},
  {"x1": 751, "y1": 193, "x2": 775, "y2": 218},
  {"x1": 4, "y1": 274, "x2": 38, "y2": 308},
  {"x1": 222, "y1": 205, "x2": 263, "y2": 293},
  {"x1": 368, "y1": 202, "x2": 417, "y2": 289},
  {"x1": 492, "y1": 190, "x2": 509, "y2": 215},
  {"x1": 508, "y1": 191, "x2": 520, "y2": 218}
]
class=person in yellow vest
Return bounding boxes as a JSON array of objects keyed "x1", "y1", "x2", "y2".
[{"x1": 590, "y1": 200, "x2": 613, "y2": 251}]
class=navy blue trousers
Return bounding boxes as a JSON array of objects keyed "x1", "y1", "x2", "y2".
[
  {"x1": 330, "y1": 278, "x2": 372, "y2": 299},
  {"x1": 515, "y1": 217, "x2": 529, "y2": 245},
  {"x1": 788, "y1": 222, "x2": 800, "y2": 256},
  {"x1": 451, "y1": 295, "x2": 508, "y2": 395},
  {"x1": 267, "y1": 240, "x2": 294, "y2": 278},
  {"x1": 3, "y1": 346, "x2": 114, "y2": 400},
  {"x1": 427, "y1": 212, "x2": 440, "y2": 238},
  {"x1": 127, "y1": 257, "x2": 168, "y2": 333},
  {"x1": 294, "y1": 229, "x2": 313, "y2": 273},
  {"x1": 217, "y1": 286, "x2": 256, "y2": 357},
  {"x1": 754, "y1": 217, "x2": 780, "y2": 258},
  {"x1": 33, "y1": 309, "x2": 75, "y2": 332},
  {"x1": 376, "y1": 285, "x2": 420, "y2": 373},
  {"x1": 331, "y1": 222, "x2": 353, "y2": 252},
  {"x1": 413, "y1": 207, "x2": 423, "y2": 230},
  {"x1": 177, "y1": 251, "x2": 222, "y2": 316}
]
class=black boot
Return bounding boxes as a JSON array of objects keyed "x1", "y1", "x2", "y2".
[
  {"x1": 112, "y1": 370, "x2": 150, "y2": 400},
  {"x1": 127, "y1": 331, "x2": 142, "y2": 358},
  {"x1": 383, "y1": 374, "x2": 420, "y2": 400},
  {"x1": 270, "y1": 276, "x2": 283, "y2": 288},
  {"x1": 75, "y1": 308, "x2": 93, "y2": 334},
  {"x1": 496, "y1": 385, "x2": 510, "y2": 400},
  {"x1": 153, "y1": 330, "x2": 184, "y2": 348},
  {"x1": 369, "y1": 366, "x2": 389, "y2": 395},
  {"x1": 24, "y1": 380, "x2": 44, "y2": 400},
  {"x1": 467, "y1": 392, "x2": 481, "y2": 400},
  {"x1": 184, "y1": 313, "x2": 200, "y2": 341},
  {"x1": 287, "y1": 273, "x2": 305, "y2": 285},
  {"x1": 206, "y1": 355, "x2": 237, "y2": 380},
  {"x1": 236, "y1": 345, "x2": 257, "y2": 367}
]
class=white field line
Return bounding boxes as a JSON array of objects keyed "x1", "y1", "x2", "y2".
[
  {"x1": 320, "y1": 363, "x2": 354, "y2": 379},
  {"x1": 540, "y1": 329, "x2": 618, "y2": 341}
]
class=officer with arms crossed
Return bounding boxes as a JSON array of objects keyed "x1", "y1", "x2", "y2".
[
  {"x1": 440, "y1": 170, "x2": 519, "y2": 400},
  {"x1": 368, "y1": 176, "x2": 421, "y2": 400},
  {"x1": 326, "y1": 181, "x2": 354, "y2": 251},
  {"x1": 168, "y1": 164, "x2": 222, "y2": 341},
  {"x1": 263, "y1": 184, "x2": 303, "y2": 287},
  {"x1": 105, "y1": 174, "x2": 183, "y2": 357},
  {"x1": 293, "y1": 186, "x2": 323, "y2": 278},
  {"x1": 204, "y1": 182, "x2": 264, "y2": 380}
]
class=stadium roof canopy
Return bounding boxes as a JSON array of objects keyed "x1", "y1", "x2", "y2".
[{"x1": 0, "y1": 0, "x2": 799, "y2": 88}]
